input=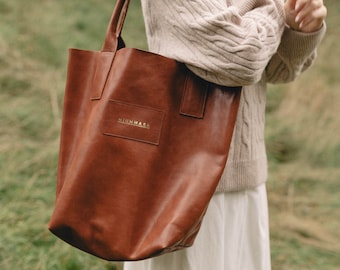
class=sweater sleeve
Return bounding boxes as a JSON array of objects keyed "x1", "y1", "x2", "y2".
[
  {"x1": 142, "y1": 0, "x2": 286, "y2": 86},
  {"x1": 265, "y1": 24, "x2": 327, "y2": 84}
]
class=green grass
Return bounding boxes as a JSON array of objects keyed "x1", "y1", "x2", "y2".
[
  {"x1": 0, "y1": 0, "x2": 339, "y2": 269},
  {"x1": 266, "y1": 0, "x2": 340, "y2": 268}
]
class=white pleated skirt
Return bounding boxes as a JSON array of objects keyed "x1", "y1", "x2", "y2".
[{"x1": 124, "y1": 183, "x2": 271, "y2": 270}]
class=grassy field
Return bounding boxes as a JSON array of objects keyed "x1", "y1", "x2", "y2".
[{"x1": 0, "y1": 0, "x2": 339, "y2": 269}]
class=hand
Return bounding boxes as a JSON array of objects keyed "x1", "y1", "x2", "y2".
[{"x1": 284, "y1": 0, "x2": 327, "y2": 33}]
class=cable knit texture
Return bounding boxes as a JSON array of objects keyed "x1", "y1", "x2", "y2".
[{"x1": 140, "y1": 0, "x2": 326, "y2": 192}]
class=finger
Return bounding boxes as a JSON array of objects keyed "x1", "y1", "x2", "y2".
[
  {"x1": 299, "y1": 6, "x2": 327, "y2": 32},
  {"x1": 285, "y1": 0, "x2": 298, "y2": 10},
  {"x1": 294, "y1": 0, "x2": 308, "y2": 12},
  {"x1": 299, "y1": 19, "x2": 323, "y2": 32},
  {"x1": 295, "y1": 0, "x2": 324, "y2": 25}
]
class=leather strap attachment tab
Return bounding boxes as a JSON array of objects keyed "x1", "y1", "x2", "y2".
[
  {"x1": 90, "y1": 52, "x2": 115, "y2": 100},
  {"x1": 180, "y1": 75, "x2": 209, "y2": 119}
]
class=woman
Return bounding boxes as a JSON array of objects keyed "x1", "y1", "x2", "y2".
[{"x1": 124, "y1": 0, "x2": 327, "y2": 269}]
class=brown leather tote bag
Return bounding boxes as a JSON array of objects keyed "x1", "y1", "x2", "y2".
[{"x1": 48, "y1": 0, "x2": 242, "y2": 261}]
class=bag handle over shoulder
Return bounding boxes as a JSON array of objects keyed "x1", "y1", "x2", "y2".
[{"x1": 102, "y1": 0, "x2": 130, "y2": 52}]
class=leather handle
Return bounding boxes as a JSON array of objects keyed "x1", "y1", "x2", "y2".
[
  {"x1": 102, "y1": 0, "x2": 130, "y2": 52},
  {"x1": 90, "y1": 0, "x2": 130, "y2": 100}
]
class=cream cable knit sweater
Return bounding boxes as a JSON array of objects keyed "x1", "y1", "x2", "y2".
[{"x1": 140, "y1": 0, "x2": 326, "y2": 192}]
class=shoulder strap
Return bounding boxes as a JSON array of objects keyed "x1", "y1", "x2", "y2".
[{"x1": 102, "y1": 0, "x2": 130, "y2": 52}]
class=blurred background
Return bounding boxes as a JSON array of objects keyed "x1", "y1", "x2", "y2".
[{"x1": 0, "y1": 0, "x2": 338, "y2": 269}]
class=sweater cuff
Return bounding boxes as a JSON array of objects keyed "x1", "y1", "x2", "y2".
[{"x1": 278, "y1": 22, "x2": 327, "y2": 59}]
